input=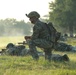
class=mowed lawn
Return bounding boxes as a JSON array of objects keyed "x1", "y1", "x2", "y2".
[{"x1": 0, "y1": 36, "x2": 76, "y2": 75}]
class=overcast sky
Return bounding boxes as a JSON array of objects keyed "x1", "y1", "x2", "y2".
[{"x1": 0, "y1": 0, "x2": 54, "y2": 22}]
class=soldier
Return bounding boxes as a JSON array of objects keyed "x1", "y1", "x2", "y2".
[
  {"x1": 25, "y1": 11, "x2": 53, "y2": 61},
  {"x1": 5, "y1": 43, "x2": 27, "y2": 56}
]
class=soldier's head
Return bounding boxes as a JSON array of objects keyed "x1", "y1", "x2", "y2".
[
  {"x1": 6, "y1": 43, "x2": 15, "y2": 49},
  {"x1": 26, "y1": 11, "x2": 40, "y2": 24}
]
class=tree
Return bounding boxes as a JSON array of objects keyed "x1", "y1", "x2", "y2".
[
  {"x1": 49, "y1": 0, "x2": 76, "y2": 37},
  {"x1": 0, "y1": 18, "x2": 32, "y2": 36}
]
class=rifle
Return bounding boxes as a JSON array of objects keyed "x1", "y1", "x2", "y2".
[
  {"x1": 0, "y1": 49, "x2": 6, "y2": 54},
  {"x1": 18, "y1": 36, "x2": 31, "y2": 45},
  {"x1": 18, "y1": 41, "x2": 27, "y2": 45}
]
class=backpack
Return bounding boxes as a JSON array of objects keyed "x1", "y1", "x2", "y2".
[{"x1": 45, "y1": 22, "x2": 61, "y2": 43}]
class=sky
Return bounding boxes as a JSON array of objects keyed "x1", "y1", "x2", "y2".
[{"x1": 0, "y1": 0, "x2": 54, "y2": 22}]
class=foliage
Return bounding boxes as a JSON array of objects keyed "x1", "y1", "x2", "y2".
[
  {"x1": 0, "y1": 18, "x2": 32, "y2": 36},
  {"x1": 49, "y1": 0, "x2": 76, "y2": 36},
  {"x1": 0, "y1": 54, "x2": 76, "y2": 75}
]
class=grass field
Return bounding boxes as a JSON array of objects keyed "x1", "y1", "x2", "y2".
[
  {"x1": 0, "y1": 36, "x2": 76, "y2": 75},
  {"x1": 0, "y1": 36, "x2": 25, "y2": 49}
]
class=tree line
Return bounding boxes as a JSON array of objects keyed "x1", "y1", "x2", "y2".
[
  {"x1": 49, "y1": 0, "x2": 76, "y2": 37},
  {"x1": 0, "y1": 18, "x2": 32, "y2": 36},
  {"x1": 0, "y1": 0, "x2": 76, "y2": 37}
]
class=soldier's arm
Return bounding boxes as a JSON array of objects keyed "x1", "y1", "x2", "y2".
[{"x1": 31, "y1": 24, "x2": 42, "y2": 40}]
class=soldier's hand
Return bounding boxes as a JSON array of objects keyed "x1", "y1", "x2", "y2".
[{"x1": 24, "y1": 36, "x2": 31, "y2": 41}]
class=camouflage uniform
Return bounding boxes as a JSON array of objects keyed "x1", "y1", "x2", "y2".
[
  {"x1": 26, "y1": 11, "x2": 53, "y2": 61},
  {"x1": 5, "y1": 43, "x2": 29, "y2": 56}
]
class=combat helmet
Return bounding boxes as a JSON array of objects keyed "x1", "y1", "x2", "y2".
[
  {"x1": 6, "y1": 43, "x2": 15, "y2": 48},
  {"x1": 26, "y1": 11, "x2": 40, "y2": 18}
]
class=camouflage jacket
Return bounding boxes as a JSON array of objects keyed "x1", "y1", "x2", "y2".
[{"x1": 31, "y1": 20, "x2": 52, "y2": 41}]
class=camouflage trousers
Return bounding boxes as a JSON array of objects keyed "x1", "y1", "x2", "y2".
[{"x1": 28, "y1": 39, "x2": 53, "y2": 61}]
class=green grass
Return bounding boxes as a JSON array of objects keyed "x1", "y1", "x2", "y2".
[
  {"x1": 0, "y1": 54, "x2": 76, "y2": 75},
  {"x1": 66, "y1": 38, "x2": 76, "y2": 46},
  {"x1": 0, "y1": 36, "x2": 76, "y2": 75}
]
